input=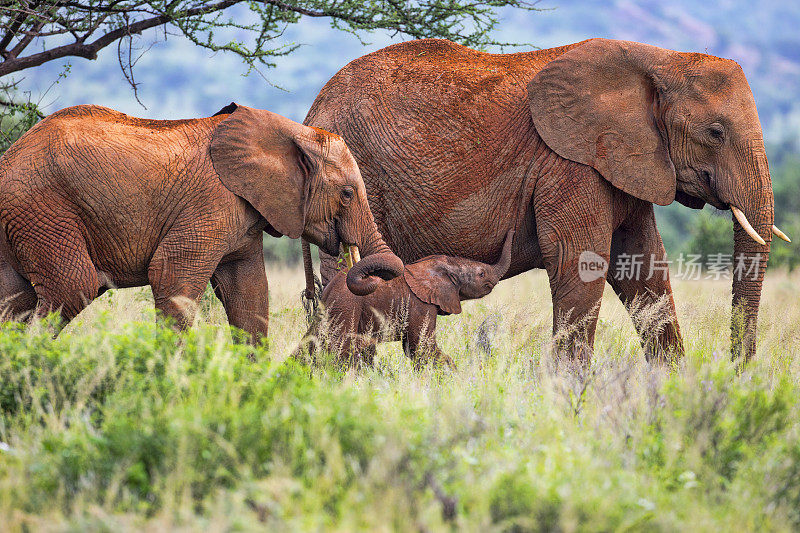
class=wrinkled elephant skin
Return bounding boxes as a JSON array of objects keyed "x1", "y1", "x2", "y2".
[
  {"x1": 0, "y1": 104, "x2": 402, "y2": 342},
  {"x1": 304, "y1": 38, "x2": 778, "y2": 363}
]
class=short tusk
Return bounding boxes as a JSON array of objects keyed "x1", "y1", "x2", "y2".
[
  {"x1": 343, "y1": 244, "x2": 354, "y2": 269},
  {"x1": 350, "y1": 245, "x2": 361, "y2": 264},
  {"x1": 731, "y1": 205, "x2": 766, "y2": 246},
  {"x1": 772, "y1": 225, "x2": 791, "y2": 243}
]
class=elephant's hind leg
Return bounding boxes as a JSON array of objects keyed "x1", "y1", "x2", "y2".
[
  {"x1": 609, "y1": 203, "x2": 684, "y2": 364},
  {"x1": 0, "y1": 258, "x2": 37, "y2": 320},
  {"x1": 13, "y1": 224, "x2": 101, "y2": 322}
]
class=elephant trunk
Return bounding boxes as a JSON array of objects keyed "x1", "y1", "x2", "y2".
[
  {"x1": 729, "y1": 149, "x2": 774, "y2": 362},
  {"x1": 491, "y1": 230, "x2": 515, "y2": 279},
  {"x1": 302, "y1": 238, "x2": 316, "y2": 300},
  {"x1": 345, "y1": 207, "x2": 403, "y2": 296},
  {"x1": 346, "y1": 252, "x2": 404, "y2": 296}
]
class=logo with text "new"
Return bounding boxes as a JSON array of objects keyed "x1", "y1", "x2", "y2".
[{"x1": 578, "y1": 251, "x2": 608, "y2": 282}]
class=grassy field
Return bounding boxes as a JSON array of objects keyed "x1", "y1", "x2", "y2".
[{"x1": 1, "y1": 266, "x2": 799, "y2": 531}]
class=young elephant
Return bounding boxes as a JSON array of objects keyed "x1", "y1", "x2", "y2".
[
  {"x1": 300, "y1": 231, "x2": 514, "y2": 366},
  {"x1": 0, "y1": 104, "x2": 403, "y2": 341}
]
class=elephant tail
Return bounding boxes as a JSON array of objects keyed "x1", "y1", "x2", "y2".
[{"x1": 301, "y1": 238, "x2": 323, "y2": 325}]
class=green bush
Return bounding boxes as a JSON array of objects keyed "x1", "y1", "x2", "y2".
[
  {"x1": 684, "y1": 209, "x2": 732, "y2": 258},
  {"x1": 1, "y1": 261, "x2": 800, "y2": 530},
  {"x1": 489, "y1": 470, "x2": 560, "y2": 532}
]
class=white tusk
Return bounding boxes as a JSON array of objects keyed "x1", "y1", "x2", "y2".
[
  {"x1": 772, "y1": 225, "x2": 791, "y2": 243},
  {"x1": 731, "y1": 206, "x2": 766, "y2": 246},
  {"x1": 350, "y1": 245, "x2": 361, "y2": 264},
  {"x1": 344, "y1": 244, "x2": 354, "y2": 269}
]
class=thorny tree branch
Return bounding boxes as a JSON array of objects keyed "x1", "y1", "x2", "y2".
[{"x1": 0, "y1": 0, "x2": 541, "y2": 96}]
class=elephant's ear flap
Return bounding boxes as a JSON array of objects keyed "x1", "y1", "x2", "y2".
[
  {"x1": 527, "y1": 38, "x2": 677, "y2": 206},
  {"x1": 210, "y1": 105, "x2": 320, "y2": 239},
  {"x1": 405, "y1": 260, "x2": 462, "y2": 315}
]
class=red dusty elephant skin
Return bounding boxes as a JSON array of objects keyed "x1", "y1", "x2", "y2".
[
  {"x1": 299, "y1": 231, "x2": 514, "y2": 367},
  {"x1": 303, "y1": 38, "x2": 790, "y2": 363},
  {"x1": 0, "y1": 103, "x2": 402, "y2": 341}
]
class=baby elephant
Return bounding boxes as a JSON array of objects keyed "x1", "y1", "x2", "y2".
[{"x1": 300, "y1": 231, "x2": 514, "y2": 367}]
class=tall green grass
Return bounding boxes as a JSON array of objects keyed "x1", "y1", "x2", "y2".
[{"x1": 1, "y1": 268, "x2": 799, "y2": 531}]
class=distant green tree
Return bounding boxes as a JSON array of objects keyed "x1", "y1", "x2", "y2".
[
  {"x1": 684, "y1": 209, "x2": 732, "y2": 259},
  {"x1": 0, "y1": 84, "x2": 41, "y2": 153},
  {"x1": 769, "y1": 154, "x2": 800, "y2": 270}
]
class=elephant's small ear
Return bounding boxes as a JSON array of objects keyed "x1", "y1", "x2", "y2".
[
  {"x1": 211, "y1": 105, "x2": 320, "y2": 239},
  {"x1": 527, "y1": 38, "x2": 677, "y2": 206},
  {"x1": 405, "y1": 258, "x2": 462, "y2": 315}
]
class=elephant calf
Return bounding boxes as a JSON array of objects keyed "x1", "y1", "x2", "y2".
[{"x1": 299, "y1": 231, "x2": 514, "y2": 367}]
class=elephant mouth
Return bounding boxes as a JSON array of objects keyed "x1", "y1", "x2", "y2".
[
  {"x1": 315, "y1": 221, "x2": 346, "y2": 258},
  {"x1": 315, "y1": 222, "x2": 362, "y2": 264},
  {"x1": 681, "y1": 169, "x2": 726, "y2": 209},
  {"x1": 339, "y1": 242, "x2": 361, "y2": 268},
  {"x1": 706, "y1": 196, "x2": 728, "y2": 211},
  {"x1": 314, "y1": 232, "x2": 338, "y2": 257}
]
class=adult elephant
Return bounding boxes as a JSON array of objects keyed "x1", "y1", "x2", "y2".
[
  {"x1": 302, "y1": 38, "x2": 790, "y2": 362},
  {"x1": 0, "y1": 103, "x2": 402, "y2": 342}
]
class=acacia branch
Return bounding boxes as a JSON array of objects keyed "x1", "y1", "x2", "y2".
[
  {"x1": 0, "y1": 0, "x2": 239, "y2": 76},
  {"x1": 7, "y1": 16, "x2": 45, "y2": 58},
  {"x1": 0, "y1": 0, "x2": 540, "y2": 97},
  {"x1": 0, "y1": 96, "x2": 43, "y2": 117},
  {"x1": 0, "y1": 0, "x2": 39, "y2": 56}
]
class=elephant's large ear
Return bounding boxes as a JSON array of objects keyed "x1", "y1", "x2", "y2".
[
  {"x1": 527, "y1": 39, "x2": 677, "y2": 206},
  {"x1": 210, "y1": 105, "x2": 321, "y2": 239},
  {"x1": 405, "y1": 258, "x2": 462, "y2": 315}
]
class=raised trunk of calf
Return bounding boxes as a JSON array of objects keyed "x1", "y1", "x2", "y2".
[{"x1": 490, "y1": 230, "x2": 515, "y2": 278}]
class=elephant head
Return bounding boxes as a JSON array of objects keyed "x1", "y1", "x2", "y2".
[
  {"x1": 528, "y1": 39, "x2": 789, "y2": 360},
  {"x1": 404, "y1": 230, "x2": 514, "y2": 314},
  {"x1": 209, "y1": 104, "x2": 403, "y2": 294}
]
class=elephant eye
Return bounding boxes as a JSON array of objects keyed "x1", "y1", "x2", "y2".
[
  {"x1": 479, "y1": 270, "x2": 485, "y2": 278},
  {"x1": 340, "y1": 186, "x2": 355, "y2": 203},
  {"x1": 708, "y1": 123, "x2": 725, "y2": 143}
]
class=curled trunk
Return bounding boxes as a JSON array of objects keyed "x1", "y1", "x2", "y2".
[
  {"x1": 342, "y1": 203, "x2": 403, "y2": 295},
  {"x1": 346, "y1": 252, "x2": 404, "y2": 296}
]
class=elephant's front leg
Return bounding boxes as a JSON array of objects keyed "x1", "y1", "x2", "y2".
[
  {"x1": 535, "y1": 167, "x2": 614, "y2": 364},
  {"x1": 404, "y1": 305, "x2": 453, "y2": 368},
  {"x1": 211, "y1": 241, "x2": 270, "y2": 345},
  {"x1": 608, "y1": 203, "x2": 684, "y2": 363}
]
